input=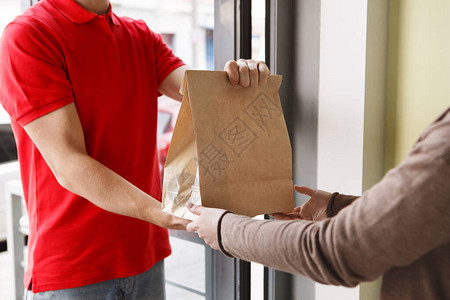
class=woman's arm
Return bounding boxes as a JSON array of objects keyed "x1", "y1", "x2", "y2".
[
  {"x1": 188, "y1": 110, "x2": 450, "y2": 286},
  {"x1": 325, "y1": 193, "x2": 359, "y2": 217}
]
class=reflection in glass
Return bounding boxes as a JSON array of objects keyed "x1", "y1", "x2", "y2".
[
  {"x1": 251, "y1": 0, "x2": 266, "y2": 299},
  {"x1": 252, "y1": 0, "x2": 265, "y2": 62},
  {"x1": 112, "y1": 0, "x2": 214, "y2": 70}
]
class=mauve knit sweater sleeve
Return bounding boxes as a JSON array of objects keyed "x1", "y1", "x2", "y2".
[{"x1": 219, "y1": 109, "x2": 450, "y2": 287}]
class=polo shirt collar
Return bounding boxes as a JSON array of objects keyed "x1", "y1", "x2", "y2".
[{"x1": 48, "y1": 0, "x2": 119, "y2": 26}]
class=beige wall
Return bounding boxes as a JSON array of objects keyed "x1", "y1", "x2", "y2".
[
  {"x1": 385, "y1": 0, "x2": 450, "y2": 170},
  {"x1": 361, "y1": 1, "x2": 449, "y2": 298}
]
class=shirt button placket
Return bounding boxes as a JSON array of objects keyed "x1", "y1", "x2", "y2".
[{"x1": 100, "y1": 16, "x2": 124, "y2": 90}]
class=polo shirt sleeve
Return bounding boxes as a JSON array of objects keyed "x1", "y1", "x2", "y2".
[
  {"x1": 147, "y1": 29, "x2": 185, "y2": 87},
  {"x1": 0, "y1": 22, "x2": 74, "y2": 127}
]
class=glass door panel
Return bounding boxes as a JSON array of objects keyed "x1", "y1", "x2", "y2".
[
  {"x1": 250, "y1": 0, "x2": 266, "y2": 299},
  {"x1": 112, "y1": 1, "x2": 214, "y2": 298}
]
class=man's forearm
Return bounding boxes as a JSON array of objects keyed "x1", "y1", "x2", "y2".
[
  {"x1": 22, "y1": 103, "x2": 187, "y2": 229},
  {"x1": 55, "y1": 151, "x2": 176, "y2": 227},
  {"x1": 159, "y1": 65, "x2": 191, "y2": 101}
]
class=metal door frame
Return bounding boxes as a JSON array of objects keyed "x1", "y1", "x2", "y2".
[
  {"x1": 214, "y1": 1, "x2": 303, "y2": 299},
  {"x1": 213, "y1": 1, "x2": 252, "y2": 299}
]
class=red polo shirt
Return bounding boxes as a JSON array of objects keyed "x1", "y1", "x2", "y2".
[{"x1": 0, "y1": 0, "x2": 184, "y2": 293}]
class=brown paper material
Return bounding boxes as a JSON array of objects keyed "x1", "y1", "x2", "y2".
[{"x1": 162, "y1": 70, "x2": 293, "y2": 218}]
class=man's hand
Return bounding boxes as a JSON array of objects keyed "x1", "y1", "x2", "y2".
[
  {"x1": 186, "y1": 203, "x2": 226, "y2": 250},
  {"x1": 160, "y1": 212, "x2": 191, "y2": 230},
  {"x1": 160, "y1": 60, "x2": 270, "y2": 101},
  {"x1": 271, "y1": 185, "x2": 332, "y2": 221},
  {"x1": 225, "y1": 59, "x2": 270, "y2": 87}
]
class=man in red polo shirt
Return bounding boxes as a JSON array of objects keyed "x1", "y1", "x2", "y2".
[{"x1": 0, "y1": 0, "x2": 269, "y2": 298}]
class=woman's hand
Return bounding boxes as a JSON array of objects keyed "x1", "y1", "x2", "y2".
[
  {"x1": 186, "y1": 203, "x2": 227, "y2": 250},
  {"x1": 271, "y1": 185, "x2": 332, "y2": 221}
]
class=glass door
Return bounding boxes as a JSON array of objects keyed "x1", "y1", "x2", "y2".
[
  {"x1": 113, "y1": 1, "x2": 275, "y2": 299},
  {"x1": 112, "y1": 1, "x2": 215, "y2": 298}
]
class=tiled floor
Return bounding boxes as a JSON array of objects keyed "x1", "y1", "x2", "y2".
[
  {"x1": 165, "y1": 237, "x2": 206, "y2": 300},
  {"x1": 0, "y1": 237, "x2": 205, "y2": 300}
]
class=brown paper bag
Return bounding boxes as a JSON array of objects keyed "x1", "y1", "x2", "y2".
[{"x1": 162, "y1": 70, "x2": 293, "y2": 218}]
